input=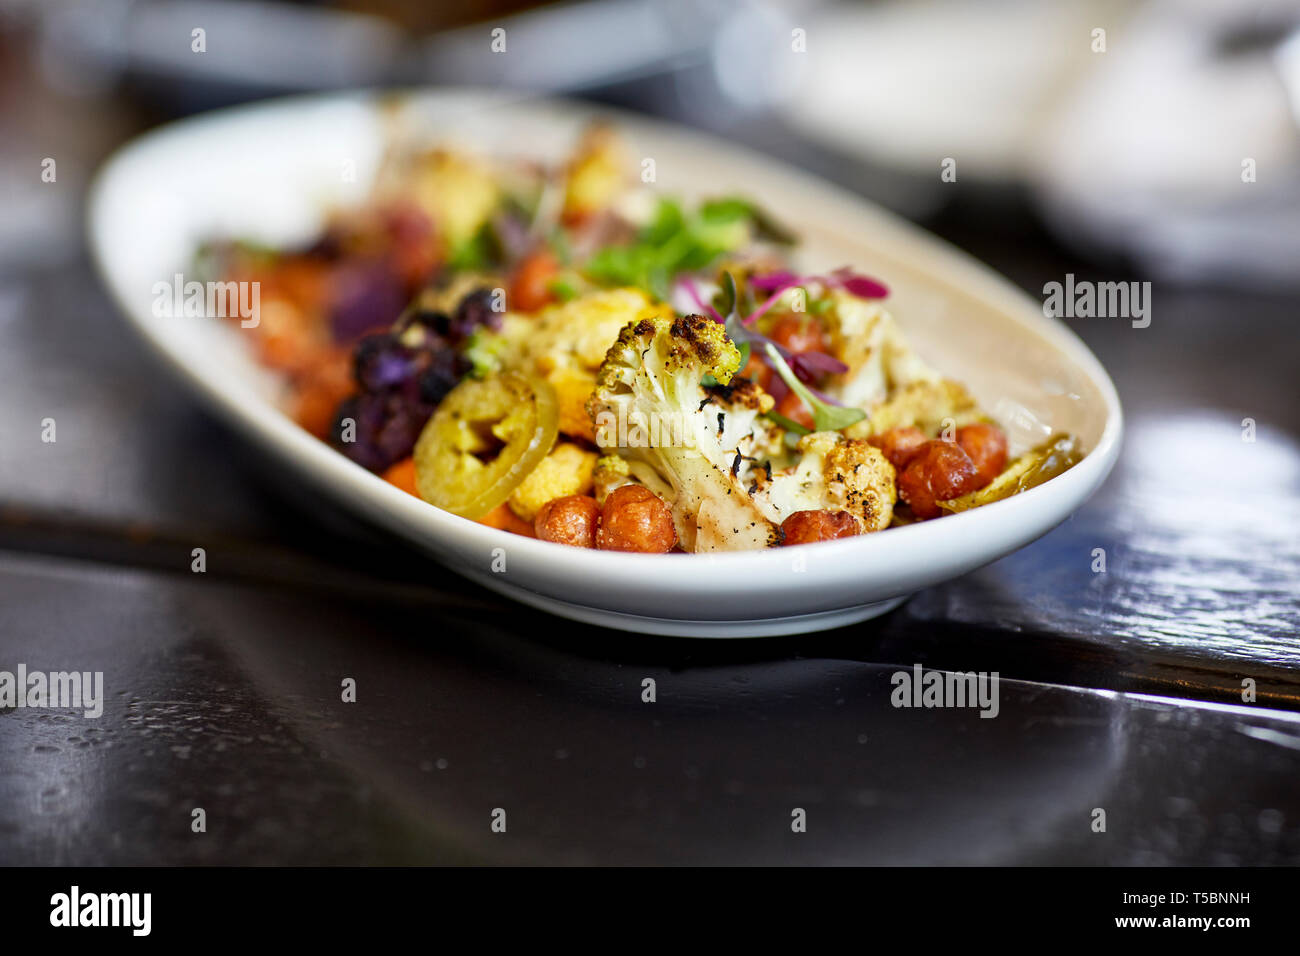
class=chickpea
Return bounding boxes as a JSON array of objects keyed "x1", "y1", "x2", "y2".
[
  {"x1": 869, "y1": 426, "x2": 928, "y2": 471},
  {"x1": 534, "y1": 494, "x2": 600, "y2": 548},
  {"x1": 956, "y1": 423, "x2": 1008, "y2": 488},
  {"x1": 774, "y1": 389, "x2": 816, "y2": 430},
  {"x1": 769, "y1": 315, "x2": 831, "y2": 355},
  {"x1": 780, "y1": 510, "x2": 860, "y2": 545},
  {"x1": 897, "y1": 440, "x2": 981, "y2": 519},
  {"x1": 596, "y1": 485, "x2": 678, "y2": 553}
]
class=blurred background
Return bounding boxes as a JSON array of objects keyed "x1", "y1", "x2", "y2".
[
  {"x1": 1, "y1": 0, "x2": 1299, "y2": 865},
  {"x1": 6, "y1": 0, "x2": 1300, "y2": 283}
]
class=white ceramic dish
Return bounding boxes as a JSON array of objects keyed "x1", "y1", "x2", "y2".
[{"x1": 87, "y1": 89, "x2": 1122, "y2": 637}]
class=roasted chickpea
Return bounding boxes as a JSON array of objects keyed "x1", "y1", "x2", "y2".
[
  {"x1": 780, "y1": 510, "x2": 860, "y2": 545},
  {"x1": 769, "y1": 315, "x2": 831, "y2": 355},
  {"x1": 956, "y1": 423, "x2": 1008, "y2": 488},
  {"x1": 869, "y1": 426, "x2": 928, "y2": 471},
  {"x1": 897, "y1": 440, "x2": 981, "y2": 519},
  {"x1": 534, "y1": 494, "x2": 600, "y2": 548},
  {"x1": 596, "y1": 485, "x2": 677, "y2": 553},
  {"x1": 774, "y1": 389, "x2": 816, "y2": 430}
]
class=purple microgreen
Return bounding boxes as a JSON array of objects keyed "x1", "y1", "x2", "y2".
[
  {"x1": 749, "y1": 270, "x2": 800, "y2": 291},
  {"x1": 790, "y1": 350, "x2": 848, "y2": 377},
  {"x1": 751, "y1": 268, "x2": 889, "y2": 300},
  {"x1": 829, "y1": 267, "x2": 890, "y2": 299}
]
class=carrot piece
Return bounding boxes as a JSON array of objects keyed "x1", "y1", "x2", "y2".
[
  {"x1": 775, "y1": 389, "x2": 816, "y2": 431},
  {"x1": 769, "y1": 314, "x2": 830, "y2": 355},
  {"x1": 477, "y1": 502, "x2": 537, "y2": 537},
  {"x1": 739, "y1": 350, "x2": 772, "y2": 390},
  {"x1": 508, "y1": 249, "x2": 560, "y2": 313},
  {"x1": 382, "y1": 457, "x2": 419, "y2": 497},
  {"x1": 292, "y1": 349, "x2": 355, "y2": 437}
]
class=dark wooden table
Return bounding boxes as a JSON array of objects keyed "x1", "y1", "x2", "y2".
[{"x1": 1, "y1": 65, "x2": 1298, "y2": 866}]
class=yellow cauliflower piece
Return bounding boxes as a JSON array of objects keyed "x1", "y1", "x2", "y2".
[
  {"x1": 592, "y1": 454, "x2": 632, "y2": 505},
  {"x1": 491, "y1": 289, "x2": 673, "y2": 441},
  {"x1": 411, "y1": 149, "x2": 499, "y2": 247},
  {"x1": 591, "y1": 453, "x2": 675, "y2": 507},
  {"x1": 510, "y1": 288, "x2": 673, "y2": 375},
  {"x1": 507, "y1": 442, "x2": 597, "y2": 522},
  {"x1": 549, "y1": 367, "x2": 600, "y2": 443},
  {"x1": 563, "y1": 124, "x2": 630, "y2": 220}
]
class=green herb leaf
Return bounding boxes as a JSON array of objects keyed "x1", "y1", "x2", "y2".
[
  {"x1": 701, "y1": 197, "x2": 797, "y2": 244},
  {"x1": 580, "y1": 198, "x2": 780, "y2": 300},
  {"x1": 548, "y1": 273, "x2": 581, "y2": 302},
  {"x1": 714, "y1": 270, "x2": 737, "y2": 318},
  {"x1": 446, "y1": 224, "x2": 501, "y2": 272},
  {"x1": 462, "y1": 329, "x2": 505, "y2": 379},
  {"x1": 765, "y1": 411, "x2": 813, "y2": 436}
]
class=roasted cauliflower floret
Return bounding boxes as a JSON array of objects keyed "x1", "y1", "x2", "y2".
[
  {"x1": 507, "y1": 442, "x2": 597, "y2": 522},
  {"x1": 587, "y1": 313, "x2": 779, "y2": 551},
  {"x1": 822, "y1": 290, "x2": 940, "y2": 409},
  {"x1": 822, "y1": 437, "x2": 897, "y2": 532},
  {"x1": 750, "y1": 432, "x2": 896, "y2": 532},
  {"x1": 846, "y1": 378, "x2": 983, "y2": 439}
]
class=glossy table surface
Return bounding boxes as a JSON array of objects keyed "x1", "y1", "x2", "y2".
[{"x1": 1, "y1": 64, "x2": 1297, "y2": 866}]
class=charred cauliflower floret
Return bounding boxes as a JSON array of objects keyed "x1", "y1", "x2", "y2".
[
  {"x1": 750, "y1": 432, "x2": 897, "y2": 532},
  {"x1": 587, "y1": 314, "x2": 780, "y2": 551},
  {"x1": 822, "y1": 437, "x2": 897, "y2": 531}
]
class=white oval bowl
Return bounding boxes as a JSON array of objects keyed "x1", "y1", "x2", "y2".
[{"x1": 87, "y1": 89, "x2": 1122, "y2": 637}]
